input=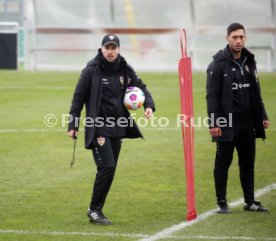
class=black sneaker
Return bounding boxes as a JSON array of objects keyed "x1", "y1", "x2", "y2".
[
  {"x1": 87, "y1": 209, "x2": 113, "y2": 225},
  {"x1": 244, "y1": 201, "x2": 269, "y2": 212},
  {"x1": 216, "y1": 200, "x2": 230, "y2": 214}
]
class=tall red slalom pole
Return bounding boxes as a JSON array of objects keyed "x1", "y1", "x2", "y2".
[{"x1": 178, "y1": 29, "x2": 197, "y2": 221}]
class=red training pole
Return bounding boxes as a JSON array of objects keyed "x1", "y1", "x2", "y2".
[{"x1": 178, "y1": 29, "x2": 197, "y2": 221}]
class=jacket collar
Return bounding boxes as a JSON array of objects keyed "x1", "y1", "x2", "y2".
[{"x1": 213, "y1": 45, "x2": 255, "y2": 63}]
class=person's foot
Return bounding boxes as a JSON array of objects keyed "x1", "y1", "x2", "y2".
[
  {"x1": 87, "y1": 209, "x2": 113, "y2": 225},
  {"x1": 244, "y1": 201, "x2": 269, "y2": 212},
  {"x1": 216, "y1": 200, "x2": 230, "y2": 214}
]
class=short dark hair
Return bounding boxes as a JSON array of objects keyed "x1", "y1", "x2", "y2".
[{"x1": 227, "y1": 23, "x2": 245, "y2": 35}]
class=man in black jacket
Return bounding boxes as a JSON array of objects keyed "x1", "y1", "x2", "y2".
[
  {"x1": 206, "y1": 23, "x2": 269, "y2": 213},
  {"x1": 68, "y1": 34, "x2": 155, "y2": 224}
]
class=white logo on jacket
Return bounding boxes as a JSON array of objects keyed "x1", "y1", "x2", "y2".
[
  {"x1": 232, "y1": 82, "x2": 250, "y2": 90},
  {"x1": 102, "y1": 78, "x2": 110, "y2": 85}
]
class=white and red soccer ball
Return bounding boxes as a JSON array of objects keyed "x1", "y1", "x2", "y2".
[{"x1": 123, "y1": 86, "x2": 145, "y2": 110}]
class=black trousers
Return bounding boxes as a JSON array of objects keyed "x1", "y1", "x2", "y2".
[
  {"x1": 90, "y1": 137, "x2": 122, "y2": 211},
  {"x1": 214, "y1": 125, "x2": 256, "y2": 204}
]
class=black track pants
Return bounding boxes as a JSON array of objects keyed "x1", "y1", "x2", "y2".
[
  {"x1": 90, "y1": 137, "x2": 122, "y2": 211},
  {"x1": 214, "y1": 126, "x2": 256, "y2": 204}
]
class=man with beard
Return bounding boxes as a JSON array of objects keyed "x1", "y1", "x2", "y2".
[{"x1": 68, "y1": 34, "x2": 155, "y2": 224}]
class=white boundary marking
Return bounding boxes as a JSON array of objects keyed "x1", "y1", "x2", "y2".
[
  {"x1": 138, "y1": 183, "x2": 276, "y2": 241},
  {"x1": 0, "y1": 128, "x2": 65, "y2": 133},
  {"x1": 164, "y1": 236, "x2": 276, "y2": 240},
  {"x1": 0, "y1": 232, "x2": 276, "y2": 241},
  {"x1": 1, "y1": 86, "x2": 276, "y2": 92},
  {"x1": 0, "y1": 232, "x2": 275, "y2": 241},
  {"x1": 0, "y1": 230, "x2": 276, "y2": 241},
  {"x1": 0, "y1": 86, "x2": 72, "y2": 90},
  {"x1": 1, "y1": 128, "x2": 276, "y2": 134},
  {"x1": 0, "y1": 184, "x2": 275, "y2": 240},
  {"x1": 165, "y1": 236, "x2": 276, "y2": 240},
  {"x1": 0, "y1": 229, "x2": 148, "y2": 238},
  {"x1": 0, "y1": 127, "x2": 185, "y2": 133}
]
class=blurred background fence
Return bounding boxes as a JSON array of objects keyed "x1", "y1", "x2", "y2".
[{"x1": 1, "y1": 0, "x2": 276, "y2": 71}]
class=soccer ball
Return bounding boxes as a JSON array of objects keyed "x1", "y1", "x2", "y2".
[{"x1": 123, "y1": 86, "x2": 145, "y2": 110}]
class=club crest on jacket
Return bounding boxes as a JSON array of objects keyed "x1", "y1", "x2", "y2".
[{"x1": 97, "y1": 137, "x2": 105, "y2": 146}]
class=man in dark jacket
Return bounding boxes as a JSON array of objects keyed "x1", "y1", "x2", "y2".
[
  {"x1": 206, "y1": 23, "x2": 269, "y2": 213},
  {"x1": 68, "y1": 34, "x2": 155, "y2": 224}
]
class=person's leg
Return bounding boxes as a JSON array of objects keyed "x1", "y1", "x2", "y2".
[
  {"x1": 90, "y1": 137, "x2": 121, "y2": 211},
  {"x1": 111, "y1": 137, "x2": 122, "y2": 166},
  {"x1": 235, "y1": 128, "x2": 268, "y2": 212},
  {"x1": 94, "y1": 137, "x2": 122, "y2": 210},
  {"x1": 87, "y1": 137, "x2": 122, "y2": 224},
  {"x1": 214, "y1": 141, "x2": 235, "y2": 203},
  {"x1": 235, "y1": 128, "x2": 255, "y2": 204}
]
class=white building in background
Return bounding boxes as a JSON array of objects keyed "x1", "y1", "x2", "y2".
[{"x1": 2, "y1": 0, "x2": 276, "y2": 71}]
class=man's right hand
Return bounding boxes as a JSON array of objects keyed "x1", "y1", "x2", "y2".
[
  {"x1": 209, "y1": 127, "x2": 222, "y2": 137},
  {"x1": 68, "y1": 130, "x2": 78, "y2": 139}
]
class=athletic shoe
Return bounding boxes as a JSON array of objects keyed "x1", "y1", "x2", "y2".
[
  {"x1": 87, "y1": 209, "x2": 113, "y2": 225},
  {"x1": 216, "y1": 200, "x2": 230, "y2": 214},
  {"x1": 244, "y1": 201, "x2": 269, "y2": 212}
]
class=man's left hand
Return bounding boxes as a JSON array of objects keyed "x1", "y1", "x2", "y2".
[
  {"x1": 144, "y1": 108, "x2": 153, "y2": 119},
  {"x1": 263, "y1": 120, "x2": 270, "y2": 129}
]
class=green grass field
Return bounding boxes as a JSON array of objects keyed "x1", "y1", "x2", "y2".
[{"x1": 0, "y1": 70, "x2": 275, "y2": 241}]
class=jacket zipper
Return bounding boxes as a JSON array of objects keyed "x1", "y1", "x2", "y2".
[{"x1": 233, "y1": 56, "x2": 247, "y2": 75}]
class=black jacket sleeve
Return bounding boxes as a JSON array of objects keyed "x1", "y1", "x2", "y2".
[
  {"x1": 68, "y1": 67, "x2": 93, "y2": 131},
  {"x1": 206, "y1": 61, "x2": 223, "y2": 128},
  {"x1": 255, "y1": 75, "x2": 269, "y2": 121}
]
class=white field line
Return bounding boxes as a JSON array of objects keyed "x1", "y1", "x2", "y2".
[
  {"x1": 1, "y1": 86, "x2": 275, "y2": 92},
  {"x1": 165, "y1": 236, "x2": 276, "y2": 240},
  {"x1": 0, "y1": 127, "x2": 194, "y2": 133},
  {"x1": 1, "y1": 128, "x2": 276, "y2": 134},
  {"x1": 0, "y1": 127, "x2": 184, "y2": 133},
  {"x1": 0, "y1": 229, "x2": 148, "y2": 238},
  {"x1": 138, "y1": 183, "x2": 276, "y2": 241},
  {"x1": 0, "y1": 128, "x2": 66, "y2": 133},
  {"x1": 0, "y1": 86, "x2": 72, "y2": 90},
  {"x1": 143, "y1": 127, "x2": 276, "y2": 132},
  {"x1": 0, "y1": 184, "x2": 275, "y2": 240},
  {"x1": 0, "y1": 230, "x2": 276, "y2": 241}
]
